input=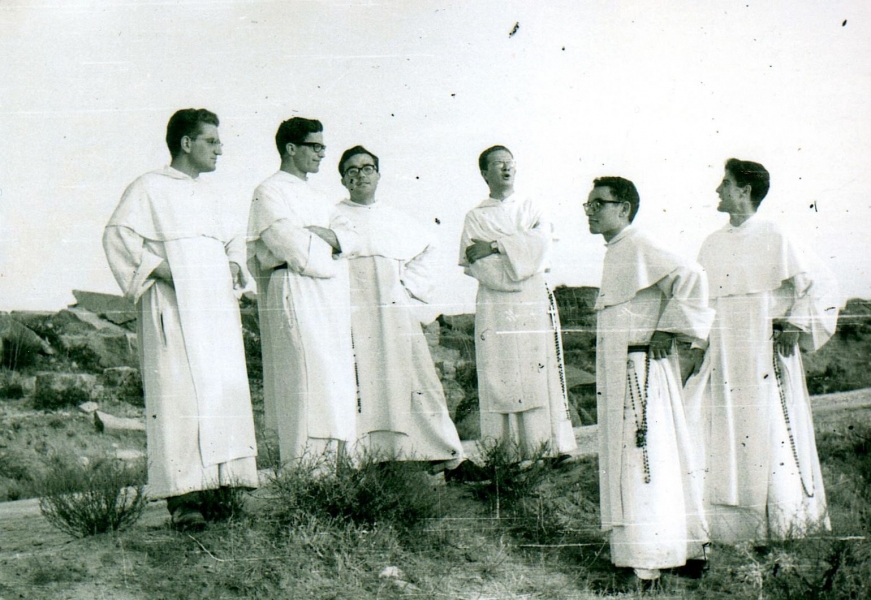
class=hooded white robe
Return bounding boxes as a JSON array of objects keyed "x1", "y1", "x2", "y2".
[
  {"x1": 247, "y1": 171, "x2": 358, "y2": 465},
  {"x1": 688, "y1": 216, "x2": 841, "y2": 542},
  {"x1": 103, "y1": 166, "x2": 258, "y2": 499},
  {"x1": 595, "y1": 226, "x2": 714, "y2": 570},
  {"x1": 459, "y1": 194, "x2": 576, "y2": 456},
  {"x1": 332, "y1": 200, "x2": 464, "y2": 465}
]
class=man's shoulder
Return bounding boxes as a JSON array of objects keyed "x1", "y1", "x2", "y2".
[{"x1": 254, "y1": 171, "x2": 313, "y2": 198}]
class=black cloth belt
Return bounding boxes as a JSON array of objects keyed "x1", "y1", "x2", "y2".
[
  {"x1": 272, "y1": 263, "x2": 288, "y2": 271},
  {"x1": 627, "y1": 345, "x2": 650, "y2": 354}
]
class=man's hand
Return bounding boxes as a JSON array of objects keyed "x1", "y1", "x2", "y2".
[
  {"x1": 306, "y1": 225, "x2": 341, "y2": 252},
  {"x1": 230, "y1": 262, "x2": 247, "y2": 290},
  {"x1": 465, "y1": 238, "x2": 497, "y2": 264},
  {"x1": 686, "y1": 347, "x2": 706, "y2": 381},
  {"x1": 649, "y1": 331, "x2": 674, "y2": 360},
  {"x1": 152, "y1": 261, "x2": 173, "y2": 285},
  {"x1": 774, "y1": 320, "x2": 800, "y2": 357}
]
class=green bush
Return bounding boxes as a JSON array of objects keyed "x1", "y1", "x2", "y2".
[
  {"x1": 268, "y1": 449, "x2": 446, "y2": 532},
  {"x1": 32, "y1": 384, "x2": 91, "y2": 411},
  {"x1": 198, "y1": 486, "x2": 247, "y2": 522},
  {"x1": 0, "y1": 371, "x2": 25, "y2": 399},
  {"x1": 38, "y1": 457, "x2": 147, "y2": 537},
  {"x1": 468, "y1": 439, "x2": 554, "y2": 511}
]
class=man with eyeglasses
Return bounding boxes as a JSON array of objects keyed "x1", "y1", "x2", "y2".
[
  {"x1": 103, "y1": 108, "x2": 259, "y2": 531},
  {"x1": 585, "y1": 176, "x2": 714, "y2": 582},
  {"x1": 686, "y1": 159, "x2": 840, "y2": 544},
  {"x1": 459, "y1": 145, "x2": 576, "y2": 461},
  {"x1": 331, "y1": 145, "x2": 465, "y2": 472},
  {"x1": 247, "y1": 117, "x2": 358, "y2": 467}
]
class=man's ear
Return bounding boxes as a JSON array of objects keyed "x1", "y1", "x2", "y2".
[
  {"x1": 285, "y1": 142, "x2": 296, "y2": 157},
  {"x1": 180, "y1": 135, "x2": 193, "y2": 154}
]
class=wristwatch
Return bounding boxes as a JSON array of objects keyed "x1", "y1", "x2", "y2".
[{"x1": 490, "y1": 241, "x2": 499, "y2": 254}]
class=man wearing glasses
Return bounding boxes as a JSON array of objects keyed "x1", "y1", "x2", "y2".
[
  {"x1": 247, "y1": 117, "x2": 358, "y2": 467},
  {"x1": 332, "y1": 145, "x2": 465, "y2": 472},
  {"x1": 459, "y1": 145, "x2": 576, "y2": 461},
  {"x1": 104, "y1": 108, "x2": 259, "y2": 531},
  {"x1": 585, "y1": 176, "x2": 713, "y2": 582}
]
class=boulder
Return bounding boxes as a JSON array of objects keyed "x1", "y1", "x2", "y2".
[
  {"x1": 77, "y1": 401, "x2": 100, "y2": 414},
  {"x1": 114, "y1": 448, "x2": 146, "y2": 461},
  {"x1": 71, "y1": 290, "x2": 137, "y2": 330},
  {"x1": 102, "y1": 366, "x2": 140, "y2": 388},
  {"x1": 441, "y1": 378, "x2": 466, "y2": 416},
  {"x1": 94, "y1": 410, "x2": 146, "y2": 433},
  {"x1": 563, "y1": 364, "x2": 596, "y2": 388},
  {"x1": 53, "y1": 307, "x2": 138, "y2": 369},
  {"x1": 33, "y1": 372, "x2": 98, "y2": 410},
  {"x1": 454, "y1": 409, "x2": 480, "y2": 441},
  {"x1": 0, "y1": 314, "x2": 54, "y2": 369},
  {"x1": 102, "y1": 366, "x2": 144, "y2": 406}
]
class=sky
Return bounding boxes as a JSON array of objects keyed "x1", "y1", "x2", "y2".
[{"x1": 1, "y1": 0, "x2": 869, "y2": 315}]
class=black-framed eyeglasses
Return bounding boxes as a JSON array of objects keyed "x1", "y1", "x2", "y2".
[
  {"x1": 583, "y1": 199, "x2": 624, "y2": 213},
  {"x1": 344, "y1": 164, "x2": 377, "y2": 178},
  {"x1": 297, "y1": 142, "x2": 327, "y2": 153}
]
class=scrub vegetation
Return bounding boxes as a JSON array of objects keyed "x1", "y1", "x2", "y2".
[
  {"x1": 2, "y1": 295, "x2": 871, "y2": 597},
  {"x1": 1, "y1": 416, "x2": 870, "y2": 598}
]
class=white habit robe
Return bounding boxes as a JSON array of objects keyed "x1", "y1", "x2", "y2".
[
  {"x1": 689, "y1": 216, "x2": 841, "y2": 543},
  {"x1": 247, "y1": 171, "x2": 358, "y2": 465},
  {"x1": 595, "y1": 226, "x2": 714, "y2": 571},
  {"x1": 459, "y1": 193, "x2": 576, "y2": 456},
  {"x1": 103, "y1": 166, "x2": 259, "y2": 499},
  {"x1": 332, "y1": 200, "x2": 464, "y2": 465}
]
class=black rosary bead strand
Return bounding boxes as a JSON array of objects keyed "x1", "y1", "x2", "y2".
[
  {"x1": 627, "y1": 352, "x2": 651, "y2": 484},
  {"x1": 772, "y1": 345, "x2": 814, "y2": 498}
]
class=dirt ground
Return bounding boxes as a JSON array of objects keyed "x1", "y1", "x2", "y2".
[{"x1": 0, "y1": 389, "x2": 868, "y2": 599}]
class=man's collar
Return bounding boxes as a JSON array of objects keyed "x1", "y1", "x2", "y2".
[
  {"x1": 163, "y1": 165, "x2": 195, "y2": 180},
  {"x1": 605, "y1": 224, "x2": 634, "y2": 247}
]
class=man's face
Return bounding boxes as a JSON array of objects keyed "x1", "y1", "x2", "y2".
[
  {"x1": 585, "y1": 186, "x2": 628, "y2": 238},
  {"x1": 715, "y1": 170, "x2": 747, "y2": 213},
  {"x1": 188, "y1": 123, "x2": 222, "y2": 174},
  {"x1": 291, "y1": 132, "x2": 326, "y2": 174},
  {"x1": 481, "y1": 150, "x2": 515, "y2": 191},
  {"x1": 341, "y1": 152, "x2": 380, "y2": 201}
]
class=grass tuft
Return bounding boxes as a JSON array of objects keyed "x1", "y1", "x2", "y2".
[
  {"x1": 37, "y1": 456, "x2": 147, "y2": 537},
  {"x1": 267, "y1": 449, "x2": 447, "y2": 533}
]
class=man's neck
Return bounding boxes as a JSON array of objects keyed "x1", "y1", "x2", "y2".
[
  {"x1": 488, "y1": 186, "x2": 514, "y2": 201},
  {"x1": 170, "y1": 157, "x2": 200, "y2": 179},
  {"x1": 602, "y1": 223, "x2": 629, "y2": 243},
  {"x1": 351, "y1": 194, "x2": 377, "y2": 206},
  {"x1": 281, "y1": 159, "x2": 307, "y2": 181},
  {"x1": 728, "y1": 210, "x2": 755, "y2": 227}
]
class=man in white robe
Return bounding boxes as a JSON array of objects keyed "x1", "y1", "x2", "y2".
[
  {"x1": 103, "y1": 108, "x2": 259, "y2": 531},
  {"x1": 687, "y1": 158, "x2": 841, "y2": 543},
  {"x1": 247, "y1": 117, "x2": 358, "y2": 466},
  {"x1": 331, "y1": 146, "x2": 464, "y2": 469},
  {"x1": 459, "y1": 145, "x2": 576, "y2": 459},
  {"x1": 586, "y1": 176, "x2": 714, "y2": 581}
]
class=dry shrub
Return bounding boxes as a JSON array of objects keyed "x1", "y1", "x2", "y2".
[
  {"x1": 469, "y1": 439, "x2": 554, "y2": 511},
  {"x1": 268, "y1": 449, "x2": 445, "y2": 532},
  {"x1": 38, "y1": 457, "x2": 146, "y2": 537},
  {"x1": 198, "y1": 485, "x2": 247, "y2": 522}
]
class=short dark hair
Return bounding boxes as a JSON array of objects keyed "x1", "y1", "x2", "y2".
[
  {"x1": 275, "y1": 117, "x2": 323, "y2": 157},
  {"x1": 165, "y1": 109, "x2": 219, "y2": 158},
  {"x1": 593, "y1": 176, "x2": 640, "y2": 223},
  {"x1": 725, "y1": 158, "x2": 770, "y2": 207},
  {"x1": 478, "y1": 145, "x2": 512, "y2": 173},
  {"x1": 338, "y1": 145, "x2": 380, "y2": 176}
]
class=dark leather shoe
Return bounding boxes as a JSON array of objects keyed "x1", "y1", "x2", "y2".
[{"x1": 171, "y1": 505, "x2": 206, "y2": 532}]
